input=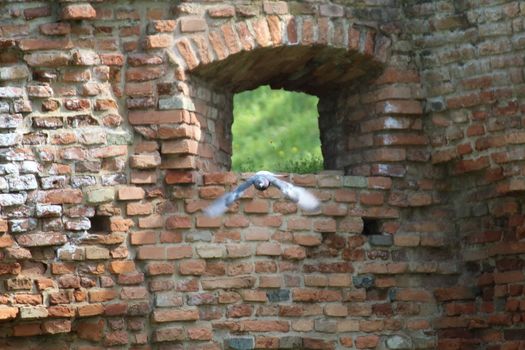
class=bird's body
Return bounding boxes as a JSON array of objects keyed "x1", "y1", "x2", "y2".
[{"x1": 203, "y1": 171, "x2": 320, "y2": 217}]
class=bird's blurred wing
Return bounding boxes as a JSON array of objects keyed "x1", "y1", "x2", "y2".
[
  {"x1": 266, "y1": 173, "x2": 320, "y2": 212},
  {"x1": 202, "y1": 176, "x2": 256, "y2": 217},
  {"x1": 290, "y1": 186, "x2": 320, "y2": 212}
]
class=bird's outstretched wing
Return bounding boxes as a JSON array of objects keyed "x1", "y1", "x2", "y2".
[
  {"x1": 257, "y1": 171, "x2": 320, "y2": 212},
  {"x1": 203, "y1": 176, "x2": 257, "y2": 217}
]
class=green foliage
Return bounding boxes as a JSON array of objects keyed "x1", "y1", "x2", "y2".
[{"x1": 231, "y1": 85, "x2": 323, "y2": 174}]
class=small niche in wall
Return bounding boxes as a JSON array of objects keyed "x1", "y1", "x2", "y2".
[
  {"x1": 362, "y1": 218, "x2": 380, "y2": 236},
  {"x1": 90, "y1": 215, "x2": 111, "y2": 233}
]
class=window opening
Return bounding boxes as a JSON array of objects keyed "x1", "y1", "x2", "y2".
[{"x1": 231, "y1": 85, "x2": 323, "y2": 173}]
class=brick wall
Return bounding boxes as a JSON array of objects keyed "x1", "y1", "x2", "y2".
[{"x1": 0, "y1": 0, "x2": 523, "y2": 349}]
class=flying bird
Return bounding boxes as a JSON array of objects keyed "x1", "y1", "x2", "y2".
[{"x1": 203, "y1": 171, "x2": 320, "y2": 217}]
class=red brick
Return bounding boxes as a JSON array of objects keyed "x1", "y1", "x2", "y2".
[
  {"x1": 166, "y1": 245, "x2": 193, "y2": 260},
  {"x1": 208, "y1": 5, "x2": 235, "y2": 17},
  {"x1": 242, "y1": 320, "x2": 289, "y2": 332},
  {"x1": 120, "y1": 286, "x2": 147, "y2": 300},
  {"x1": 494, "y1": 271, "x2": 524, "y2": 284},
  {"x1": 144, "y1": 34, "x2": 173, "y2": 49},
  {"x1": 176, "y1": 38, "x2": 199, "y2": 70},
  {"x1": 208, "y1": 30, "x2": 228, "y2": 60},
  {"x1": 126, "y1": 66, "x2": 165, "y2": 81},
  {"x1": 78, "y1": 303, "x2": 104, "y2": 317},
  {"x1": 180, "y1": 17, "x2": 207, "y2": 32},
  {"x1": 129, "y1": 110, "x2": 189, "y2": 125},
  {"x1": 62, "y1": 4, "x2": 96, "y2": 20},
  {"x1": 179, "y1": 259, "x2": 206, "y2": 275},
  {"x1": 24, "y1": 6, "x2": 51, "y2": 20},
  {"x1": 89, "y1": 289, "x2": 117, "y2": 302},
  {"x1": 37, "y1": 189, "x2": 83, "y2": 204},
  {"x1": 13, "y1": 323, "x2": 42, "y2": 337},
  {"x1": 127, "y1": 202, "x2": 153, "y2": 216},
  {"x1": 237, "y1": 21, "x2": 256, "y2": 50},
  {"x1": 244, "y1": 200, "x2": 269, "y2": 214},
  {"x1": 188, "y1": 327, "x2": 213, "y2": 340},
  {"x1": 355, "y1": 335, "x2": 380, "y2": 349},
  {"x1": 137, "y1": 246, "x2": 166, "y2": 260},
  {"x1": 292, "y1": 289, "x2": 342, "y2": 302},
  {"x1": 153, "y1": 308, "x2": 199, "y2": 322},
  {"x1": 77, "y1": 319, "x2": 104, "y2": 341},
  {"x1": 0, "y1": 306, "x2": 18, "y2": 320},
  {"x1": 221, "y1": 24, "x2": 241, "y2": 54},
  {"x1": 118, "y1": 186, "x2": 145, "y2": 200},
  {"x1": 19, "y1": 38, "x2": 73, "y2": 51},
  {"x1": 40, "y1": 23, "x2": 71, "y2": 35},
  {"x1": 47, "y1": 305, "x2": 74, "y2": 318},
  {"x1": 109, "y1": 260, "x2": 136, "y2": 274}
]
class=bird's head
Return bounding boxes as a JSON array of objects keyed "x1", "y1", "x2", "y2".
[{"x1": 254, "y1": 177, "x2": 270, "y2": 191}]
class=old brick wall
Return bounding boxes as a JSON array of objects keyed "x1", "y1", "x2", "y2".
[{"x1": 0, "y1": 0, "x2": 523, "y2": 349}]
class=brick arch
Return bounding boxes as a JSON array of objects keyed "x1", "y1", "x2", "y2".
[
  {"x1": 152, "y1": 15, "x2": 393, "y2": 172},
  {"x1": 173, "y1": 15, "x2": 391, "y2": 94}
]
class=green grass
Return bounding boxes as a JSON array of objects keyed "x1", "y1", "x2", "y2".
[{"x1": 231, "y1": 85, "x2": 323, "y2": 174}]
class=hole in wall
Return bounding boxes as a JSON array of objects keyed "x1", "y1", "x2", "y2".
[
  {"x1": 90, "y1": 215, "x2": 111, "y2": 233},
  {"x1": 231, "y1": 85, "x2": 323, "y2": 173},
  {"x1": 362, "y1": 218, "x2": 381, "y2": 236}
]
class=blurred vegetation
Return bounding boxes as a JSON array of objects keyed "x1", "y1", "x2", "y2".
[{"x1": 231, "y1": 85, "x2": 323, "y2": 174}]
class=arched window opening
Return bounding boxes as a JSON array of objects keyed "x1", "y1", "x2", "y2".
[{"x1": 231, "y1": 85, "x2": 322, "y2": 173}]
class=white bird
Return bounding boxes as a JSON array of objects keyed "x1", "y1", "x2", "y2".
[{"x1": 203, "y1": 171, "x2": 320, "y2": 217}]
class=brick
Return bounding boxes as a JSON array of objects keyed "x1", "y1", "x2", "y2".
[
  {"x1": 17, "y1": 232, "x2": 67, "y2": 247},
  {"x1": 37, "y1": 189, "x2": 83, "y2": 204},
  {"x1": 42, "y1": 319, "x2": 71, "y2": 334},
  {"x1": 118, "y1": 186, "x2": 145, "y2": 200},
  {"x1": 137, "y1": 246, "x2": 166, "y2": 260},
  {"x1": 347, "y1": 335, "x2": 378, "y2": 350},
  {"x1": 89, "y1": 288, "x2": 117, "y2": 302},
  {"x1": 180, "y1": 17, "x2": 207, "y2": 33},
  {"x1": 126, "y1": 66, "x2": 165, "y2": 81},
  {"x1": 252, "y1": 18, "x2": 272, "y2": 47},
  {"x1": 263, "y1": 1, "x2": 288, "y2": 14},
  {"x1": 78, "y1": 303, "x2": 104, "y2": 317},
  {"x1": 149, "y1": 20, "x2": 177, "y2": 33},
  {"x1": 179, "y1": 259, "x2": 206, "y2": 275},
  {"x1": 24, "y1": 6, "x2": 51, "y2": 20},
  {"x1": 130, "y1": 153, "x2": 161, "y2": 169},
  {"x1": 153, "y1": 327, "x2": 184, "y2": 342},
  {"x1": 153, "y1": 308, "x2": 199, "y2": 322},
  {"x1": 256, "y1": 242, "x2": 281, "y2": 256},
  {"x1": 176, "y1": 39, "x2": 199, "y2": 70},
  {"x1": 242, "y1": 320, "x2": 289, "y2": 332},
  {"x1": 19, "y1": 38, "x2": 73, "y2": 51},
  {"x1": 201, "y1": 276, "x2": 255, "y2": 289},
  {"x1": 145, "y1": 34, "x2": 173, "y2": 49},
  {"x1": 162, "y1": 139, "x2": 199, "y2": 154},
  {"x1": 0, "y1": 306, "x2": 18, "y2": 320},
  {"x1": 129, "y1": 110, "x2": 189, "y2": 125},
  {"x1": 208, "y1": 6, "x2": 235, "y2": 18},
  {"x1": 166, "y1": 245, "x2": 193, "y2": 259},
  {"x1": 120, "y1": 286, "x2": 148, "y2": 300},
  {"x1": 13, "y1": 323, "x2": 42, "y2": 337},
  {"x1": 61, "y1": 4, "x2": 96, "y2": 20},
  {"x1": 319, "y1": 4, "x2": 344, "y2": 17},
  {"x1": 208, "y1": 30, "x2": 228, "y2": 60},
  {"x1": 109, "y1": 260, "x2": 136, "y2": 274},
  {"x1": 147, "y1": 262, "x2": 175, "y2": 275},
  {"x1": 77, "y1": 319, "x2": 104, "y2": 341}
]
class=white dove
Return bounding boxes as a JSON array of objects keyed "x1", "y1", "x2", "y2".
[{"x1": 203, "y1": 171, "x2": 320, "y2": 217}]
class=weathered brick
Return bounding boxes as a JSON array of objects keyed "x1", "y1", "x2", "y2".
[
  {"x1": 61, "y1": 4, "x2": 96, "y2": 20},
  {"x1": 153, "y1": 308, "x2": 199, "y2": 322}
]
